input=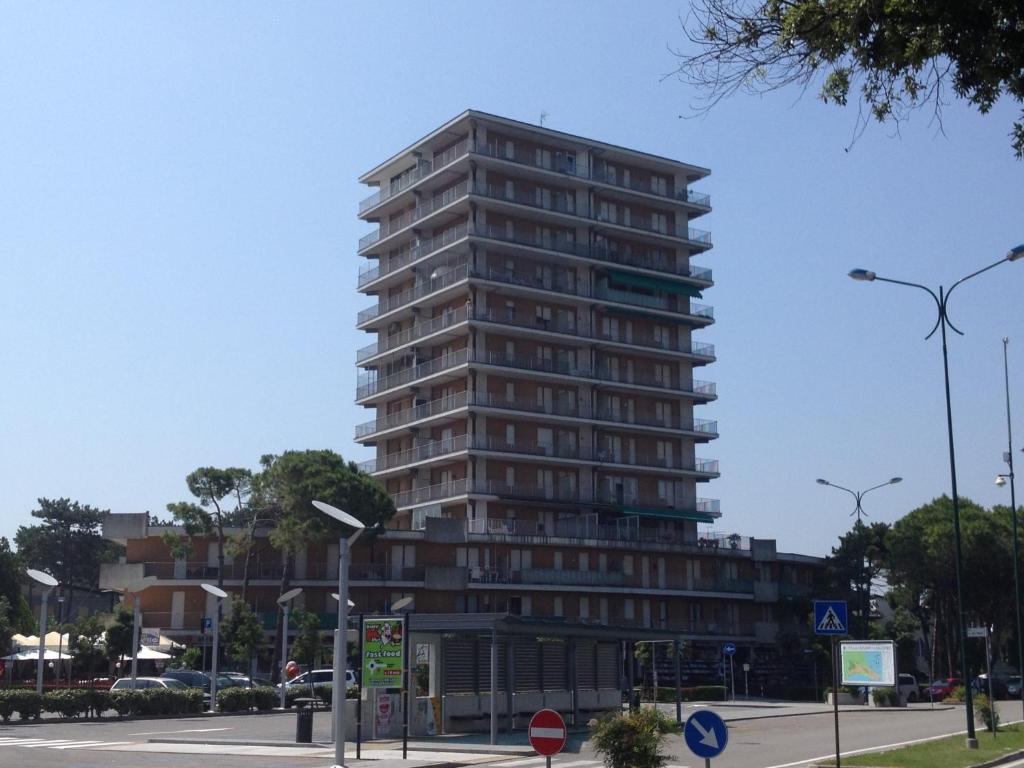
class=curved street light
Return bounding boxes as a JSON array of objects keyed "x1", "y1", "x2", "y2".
[
  {"x1": 26, "y1": 569, "x2": 57, "y2": 695},
  {"x1": 277, "y1": 587, "x2": 303, "y2": 710},
  {"x1": 313, "y1": 500, "x2": 365, "y2": 768},
  {"x1": 848, "y1": 242, "x2": 1024, "y2": 747},
  {"x1": 201, "y1": 583, "x2": 228, "y2": 712}
]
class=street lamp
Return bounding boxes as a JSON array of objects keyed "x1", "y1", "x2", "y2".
[
  {"x1": 201, "y1": 583, "x2": 228, "y2": 712},
  {"x1": 816, "y1": 477, "x2": 902, "y2": 637},
  {"x1": 56, "y1": 594, "x2": 65, "y2": 689},
  {"x1": 123, "y1": 576, "x2": 158, "y2": 690},
  {"x1": 848, "y1": 243, "x2": 1024, "y2": 747},
  {"x1": 995, "y1": 336, "x2": 1024, "y2": 721},
  {"x1": 26, "y1": 569, "x2": 57, "y2": 695},
  {"x1": 277, "y1": 587, "x2": 303, "y2": 710},
  {"x1": 313, "y1": 500, "x2": 365, "y2": 768}
]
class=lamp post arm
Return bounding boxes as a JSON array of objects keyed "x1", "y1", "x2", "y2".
[
  {"x1": 946, "y1": 256, "x2": 1013, "y2": 302},
  {"x1": 870, "y1": 276, "x2": 945, "y2": 339},
  {"x1": 860, "y1": 480, "x2": 897, "y2": 499}
]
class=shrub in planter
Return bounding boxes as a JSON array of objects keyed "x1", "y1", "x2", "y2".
[
  {"x1": 218, "y1": 687, "x2": 252, "y2": 713},
  {"x1": 109, "y1": 690, "x2": 140, "y2": 717},
  {"x1": 181, "y1": 689, "x2": 204, "y2": 714},
  {"x1": 945, "y1": 685, "x2": 966, "y2": 702},
  {"x1": 975, "y1": 694, "x2": 1000, "y2": 731},
  {"x1": 0, "y1": 691, "x2": 16, "y2": 722},
  {"x1": 590, "y1": 707, "x2": 680, "y2": 768},
  {"x1": 252, "y1": 686, "x2": 278, "y2": 711},
  {"x1": 84, "y1": 689, "x2": 111, "y2": 718},
  {"x1": 12, "y1": 690, "x2": 44, "y2": 720},
  {"x1": 871, "y1": 687, "x2": 898, "y2": 706},
  {"x1": 44, "y1": 689, "x2": 91, "y2": 719}
]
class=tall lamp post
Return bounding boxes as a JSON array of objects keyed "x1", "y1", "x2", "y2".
[
  {"x1": 816, "y1": 477, "x2": 902, "y2": 636},
  {"x1": 995, "y1": 336, "x2": 1024, "y2": 720},
  {"x1": 201, "y1": 583, "x2": 228, "y2": 712},
  {"x1": 313, "y1": 500, "x2": 365, "y2": 768},
  {"x1": 26, "y1": 569, "x2": 58, "y2": 695},
  {"x1": 848, "y1": 243, "x2": 1024, "y2": 747},
  {"x1": 125, "y1": 576, "x2": 158, "y2": 690},
  {"x1": 277, "y1": 587, "x2": 303, "y2": 710}
]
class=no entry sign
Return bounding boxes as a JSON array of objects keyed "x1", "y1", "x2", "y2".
[{"x1": 529, "y1": 708, "x2": 566, "y2": 757}]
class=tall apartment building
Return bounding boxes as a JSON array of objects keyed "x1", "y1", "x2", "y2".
[{"x1": 98, "y1": 112, "x2": 822, "y2": 695}]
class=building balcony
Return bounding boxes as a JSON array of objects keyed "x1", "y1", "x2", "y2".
[
  {"x1": 356, "y1": 348, "x2": 469, "y2": 401},
  {"x1": 392, "y1": 478, "x2": 472, "y2": 509},
  {"x1": 357, "y1": 224, "x2": 469, "y2": 289},
  {"x1": 590, "y1": 167, "x2": 711, "y2": 209},
  {"x1": 358, "y1": 139, "x2": 470, "y2": 215},
  {"x1": 594, "y1": 209, "x2": 712, "y2": 248},
  {"x1": 358, "y1": 180, "x2": 470, "y2": 253},
  {"x1": 356, "y1": 262, "x2": 469, "y2": 327},
  {"x1": 594, "y1": 285, "x2": 713, "y2": 322},
  {"x1": 469, "y1": 141, "x2": 710, "y2": 214},
  {"x1": 355, "y1": 391, "x2": 470, "y2": 440},
  {"x1": 357, "y1": 434, "x2": 472, "y2": 475},
  {"x1": 356, "y1": 305, "x2": 470, "y2": 364}
]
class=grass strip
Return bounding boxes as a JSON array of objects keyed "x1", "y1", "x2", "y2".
[{"x1": 820, "y1": 724, "x2": 1024, "y2": 768}]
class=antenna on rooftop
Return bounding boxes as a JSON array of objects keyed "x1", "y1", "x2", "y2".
[{"x1": 540, "y1": 111, "x2": 549, "y2": 127}]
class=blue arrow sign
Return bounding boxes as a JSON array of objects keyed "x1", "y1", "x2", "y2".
[
  {"x1": 201, "y1": 617, "x2": 213, "y2": 633},
  {"x1": 684, "y1": 710, "x2": 728, "y2": 759},
  {"x1": 813, "y1": 600, "x2": 848, "y2": 636},
  {"x1": 722, "y1": 643, "x2": 736, "y2": 656}
]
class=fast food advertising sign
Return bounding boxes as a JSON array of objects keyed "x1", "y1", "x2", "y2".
[{"x1": 362, "y1": 617, "x2": 405, "y2": 688}]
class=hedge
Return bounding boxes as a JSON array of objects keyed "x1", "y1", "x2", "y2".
[
  {"x1": 217, "y1": 686, "x2": 278, "y2": 712},
  {"x1": 108, "y1": 688, "x2": 203, "y2": 717},
  {"x1": 0, "y1": 690, "x2": 43, "y2": 721}
]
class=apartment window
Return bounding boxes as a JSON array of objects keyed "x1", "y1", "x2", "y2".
[
  {"x1": 535, "y1": 148, "x2": 551, "y2": 169},
  {"x1": 553, "y1": 596, "x2": 564, "y2": 617},
  {"x1": 602, "y1": 316, "x2": 619, "y2": 340},
  {"x1": 623, "y1": 555, "x2": 634, "y2": 576},
  {"x1": 505, "y1": 424, "x2": 516, "y2": 447},
  {"x1": 553, "y1": 551, "x2": 563, "y2": 570},
  {"x1": 505, "y1": 466, "x2": 515, "y2": 489},
  {"x1": 536, "y1": 305, "x2": 552, "y2": 326},
  {"x1": 536, "y1": 264, "x2": 553, "y2": 289},
  {"x1": 536, "y1": 345, "x2": 553, "y2": 369},
  {"x1": 537, "y1": 427, "x2": 553, "y2": 455},
  {"x1": 655, "y1": 401, "x2": 671, "y2": 426},
  {"x1": 504, "y1": 140, "x2": 514, "y2": 160},
  {"x1": 579, "y1": 553, "x2": 590, "y2": 572},
  {"x1": 654, "y1": 363, "x2": 671, "y2": 386},
  {"x1": 505, "y1": 180, "x2": 514, "y2": 200},
  {"x1": 505, "y1": 382, "x2": 515, "y2": 403},
  {"x1": 535, "y1": 187, "x2": 551, "y2": 209},
  {"x1": 653, "y1": 324, "x2": 670, "y2": 349},
  {"x1": 505, "y1": 301, "x2": 515, "y2": 321},
  {"x1": 505, "y1": 340, "x2": 515, "y2": 359},
  {"x1": 656, "y1": 440, "x2": 674, "y2": 468},
  {"x1": 598, "y1": 553, "x2": 608, "y2": 573},
  {"x1": 600, "y1": 598, "x2": 609, "y2": 622},
  {"x1": 521, "y1": 596, "x2": 532, "y2": 616},
  {"x1": 505, "y1": 258, "x2": 515, "y2": 276},
  {"x1": 561, "y1": 151, "x2": 576, "y2": 174},
  {"x1": 579, "y1": 597, "x2": 590, "y2": 619},
  {"x1": 624, "y1": 598, "x2": 635, "y2": 621},
  {"x1": 657, "y1": 480, "x2": 675, "y2": 505},
  {"x1": 653, "y1": 212, "x2": 668, "y2": 233},
  {"x1": 621, "y1": 206, "x2": 631, "y2": 227},
  {"x1": 537, "y1": 386, "x2": 553, "y2": 412},
  {"x1": 456, "y1": 547, "x2": 467, "y2": 567},
  {"x1": 621, "y1": 168, "x2": 630, "y2": 188},
  {"x1": 537, "y1": 469, "x2": 554, "y2": 498},
  {"x1": 651, "y1": 175, "x2": 667, "y2": 196}
]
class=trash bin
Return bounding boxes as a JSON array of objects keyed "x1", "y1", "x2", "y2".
[{"x1": 295, "y1": 700, "x2": 314, "y2": 743}]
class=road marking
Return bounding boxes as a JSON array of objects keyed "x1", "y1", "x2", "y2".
[
  {"x1": 21, "y1": 740, "x2": 87, "y2": 748},
  {"x1": 761, "y1": 729, "x2": 979, "y2": 768},
  {"x1": 49, "y1": 741, "x2": 110, "y2": 749},
  {"x1": 486, "y1": 758, "x2": 547, "y2": 767},
  {"x1": 129, "y1": 727, "x2": 231, "y2": 736},
  {"x1": 0, "y1": 739, "x2": 49, "y2": 745}
]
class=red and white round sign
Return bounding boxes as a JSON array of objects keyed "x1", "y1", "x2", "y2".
[{"x1": 529, "y1": 708, "x2": 566, "y2": 756}]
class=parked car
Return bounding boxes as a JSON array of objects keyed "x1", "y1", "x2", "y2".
[
  {"x1": 110, "y1": 676, "x2": 188, "y2": 691},
  {"x1": 277, "y1": 669, "x2": 357, "y2": 692},
  {"x1": 161, "y1": 669, "x2": 211, "y2": 689},
  {"x1": 221, "y1": 672, "x2": 273, "y2": 688},
  {"x1": 925, "y1": 677, "x2": 963, "y2": 700},
  {"x1": 1007, "y1": 676, "x2": 1022, "y2": 698},
  {"x1": 972, "y1": 674, "x2": 1008, "y2": 700},
  {"x1": 896, "y1": 673, "x2": 920, "y2": 703}
]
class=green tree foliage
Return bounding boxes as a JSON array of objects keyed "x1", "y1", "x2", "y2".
[
  {"x1": 0, "y1": 597, "x2": 14, "y2": 656},
  {"x1": 289, "y1": 608, "x2": 322, "y2": 668},
  {"x1": 221, "y1": 599, "x2": 265, "y2": 671},
  {"x1": 69, "y1": 615, "x2": 108, "y2": 679},
  {"x1": 672, "y1": 0, "x2": 1024, "y2": 158},
  {"x1": 105, "y1": 605, "x2": 136, "y2": 664},
  {"x1": 0, "y1": 538, "x2": 22, "y2": 624},
  {"x1": 253, "y1": 450, "x2": 394, "y2": 679},
  {"x1": 170, "y1": 647, "x2": 202, "y2": 670},
  {"x1": 885, "y1": 496, "x2": 1015, "y2": 676},
  {"x1": 165, "y1": 467, "x2": 253, "y2": 589},
  {"x1": 825, "y1": 520, "x2": 890, "y2": 637},
  {"x1": 14, "y1": 499, "x2": 121, "y2": 618}
]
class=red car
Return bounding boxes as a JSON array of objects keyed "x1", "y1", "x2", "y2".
[{"x1": 925, "y1": 677, "x2": 963, "y2": 700}]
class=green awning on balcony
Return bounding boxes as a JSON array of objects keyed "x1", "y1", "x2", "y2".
[
  {"x1": 607, "y1": 270, "x2": 703, "y2": 298},
  {"x1": 622, "y1": 506, "x2": 717, "y2": 524}
]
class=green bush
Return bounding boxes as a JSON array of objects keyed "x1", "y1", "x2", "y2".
[
  {"x1": 975, "y1": 693, "x2": 1000, "y2": 731},
  {"x1": 109, "y1": 690, "x2": 137, "y2": 717},
  {"x1": 43, "y1": 689, "x2": 91, "y2": 718},
  {"x1": 590, "y1": 707, "x2": 680, "y2": 768},
  {"x1": 217, "y1": 687, "x2": 253, "y2": 712},
  {"x1": 871, "y1": 687, "x2": 898, "y2": 706},
  {"x1": 9, "y1": 690, "x2": 44, "y2": 720},
  {"x1": 84, "y1": 688, "x2": 111, "y2": 717},
  {"x1": 0, "y1": 691, "x2": 17, "y2": 722},
  {"x1": 252, "y1": 686, "x2": 278, "y2": 711},
  {"x1": 945, "y1": 685, "x2": 966, "y2": 702},
  {"x1": 109, "y1": 688, "x2": 202, "y2": 717}
]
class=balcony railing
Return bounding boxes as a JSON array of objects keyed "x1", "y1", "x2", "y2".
[
  {"x1": 590, "y1": 167, "x2": 712, "y2": 209},
  {"x1": 357, "y1": 224, "x2": 469, "y2": 288},
  {"x1": 356, "y1": 305, "x2": 469, "y2": 363},
  {"x1": 357, "y1": 348, "x2": 469, "y2": 399},
  {"x1": 481, "y1": 479, "x2": 590, "y2": 503},
  {"x1": 356, "y1": 261, "x2": 469, "y2": 325},
  {"x1": 358, "y1": 180, "x2": 470, "y2": 251},
  {"x1": 595, "y1": 285, "x2": 714, "y2": 320},
  {"x1": 471, "y1": 141, "x2": 588, "y2": 177},
  {"x1": 392, "y1": 478, "x2": 470, "y2": 508},
  {"x1": 358, "y1": 434, "x2": 471, "y2": 474},
  {"x1": 355, "y1": 392, "x2": 469, "y2": 439},
  {"x1": 141, "y1": 561, "x2": 330, "y2": 581},
  {"x1": 358, "y1": 139, "x2": 469, "y2": 214},
  {"x1": 466, "y1": 516, "x2": 738, "y2": 551}
]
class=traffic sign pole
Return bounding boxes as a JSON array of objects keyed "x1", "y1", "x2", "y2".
[{"x1": 831, "y1": 636, "x2": 841, "y2": 768}]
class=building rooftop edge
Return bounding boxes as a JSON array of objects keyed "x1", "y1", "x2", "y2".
[{"x1": 357, "y1": 108, "x2": 712, "y2": 185}]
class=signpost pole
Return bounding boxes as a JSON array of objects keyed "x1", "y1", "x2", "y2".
[
  {"x1": 832, "y1": 637, "x2": 840, "y2": 768},
  {"x1": 402, "y1": 614, "x2": 410, "y2": 760},
  {"x1": 730, "y1": 654, "x2": 735, "y2": 702},
  {"x1": 985, "y1": 627, "x2": 995, "y2": 735},
  {"x1": 356, "y1": 614, "x2": 363, "y2": 760}
]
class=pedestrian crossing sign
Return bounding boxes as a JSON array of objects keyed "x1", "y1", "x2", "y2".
[{"x1": 813, "y1": 600, "x2": 848, "y2": 636}]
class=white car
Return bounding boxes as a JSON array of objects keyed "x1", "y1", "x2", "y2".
[
  {"x1": 279, "y1": 669, "x2": 357, "y2": 691},
  {"x1": 110, "y1": 676, "x2": 189, "y2": 691},
  {"x1": 896, "y1": 673, "x2": 920, "y2": 703}
]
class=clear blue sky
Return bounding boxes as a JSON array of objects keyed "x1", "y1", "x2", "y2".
[{"x1": 1, "y1": 2, "x2": 1021, "y2": 558}]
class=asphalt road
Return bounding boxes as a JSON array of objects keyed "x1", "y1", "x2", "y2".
[{"x1": 1, "y1": 700, "x2": 1020, "y2": 768}]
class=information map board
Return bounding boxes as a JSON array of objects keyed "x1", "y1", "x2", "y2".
[{"x1": 840, "y1": 640, "x2": 896, "y2": 687}]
